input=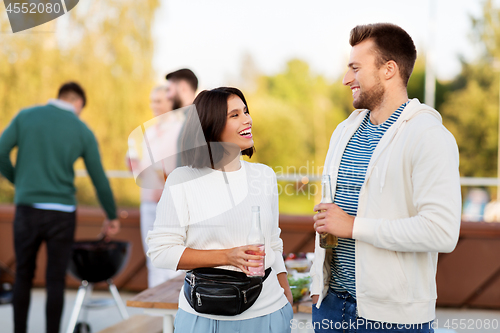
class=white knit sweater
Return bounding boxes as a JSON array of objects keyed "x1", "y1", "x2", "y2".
[{"x1": 146, "y1": 161, "x2": 289, "y2": 320}]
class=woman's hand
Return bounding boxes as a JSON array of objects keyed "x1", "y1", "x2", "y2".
[
  {"x1": 226, "y1": 245, "x2": 265, "y2": 275},
  {"x1": 177, "y1": 246, "x2": 264, "y2": 271},
  {"x1": 277, "y1": 272, "x2": 293, "y2": 304}
]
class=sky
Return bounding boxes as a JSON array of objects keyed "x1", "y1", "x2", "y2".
[{"x1": 152, "y1": 0, "x2": 486, "y2": 90}]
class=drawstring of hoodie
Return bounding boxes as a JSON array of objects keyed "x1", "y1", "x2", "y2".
[
  {"x1": 324, "y1": 110, "x2": 368, "y2": 178},
  {"x1": 326, "y1": 125, "x2": 348, "y2": 176},
  {"x1": 379, "y1": 120, "x2": 408, "y2": 193}
]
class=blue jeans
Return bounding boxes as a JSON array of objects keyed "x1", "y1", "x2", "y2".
[
  {"x1": 311, "y1": 289, "x2": 434, "y2": 333},
  {"x1": 174, "y1": 302, "x2": 294, "y2": 333}
]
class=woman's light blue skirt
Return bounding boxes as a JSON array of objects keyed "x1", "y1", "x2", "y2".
[{"x1": 174, "y1": 302, "x2": 294, "y2": 333}]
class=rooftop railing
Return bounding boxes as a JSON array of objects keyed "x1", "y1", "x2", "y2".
[{"x1": 75, "y1": 170, "x2": 500, "y2": 187}]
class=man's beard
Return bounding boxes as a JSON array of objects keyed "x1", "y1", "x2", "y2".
[
  {"x1": 353, "y1": 75, "x2": 384, "y2": 111},
  {"x1": 172, "y1": 95, "x2": 183, "y2": 110}
]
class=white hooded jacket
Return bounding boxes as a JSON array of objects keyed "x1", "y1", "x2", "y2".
[{"x1": 310, "y1": 98, "x2": 461, "y2": 324}]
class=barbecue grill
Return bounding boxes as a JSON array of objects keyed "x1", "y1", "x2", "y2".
[
  {"x1": 65, "y1": 240, "x2": 131, "y2": 333},
  {"x1": 0, "y1": 261, "x2": 14, "y2": 305}
]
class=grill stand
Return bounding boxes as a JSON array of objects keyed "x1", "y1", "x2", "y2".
[{"x1": 65, "y1": 279, "x2": 129, "y2": 333}]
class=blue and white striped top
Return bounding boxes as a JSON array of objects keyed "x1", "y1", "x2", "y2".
[{"x1": 330, "y1": 101, "x2": 408, "y2": 298}]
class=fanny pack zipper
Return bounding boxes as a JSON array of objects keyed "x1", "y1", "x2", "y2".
[
  {"x1": 195, "y1": 292, "x2": 237, "y2": 306},
  {"x1": 242, "y1": 284, "x2": 261, "y2": 303},
  {"x1": 190, "y1": 274, "x2": 195, "y2": 301}
]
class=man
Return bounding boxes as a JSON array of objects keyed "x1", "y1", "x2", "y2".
[
  {"x1": 165, "y1": 68, "x2": 198, "y2": 109},
  {"x1": 165, "y1": 68, "x2": 198, "y2": 177},
  {"x1": 310, "y1": 23, "x2": 461, "y2": 332},
  {"x1": 128, "y1": 85, "x2": 185, "y2": 287},
  {"x1": 128, "y1": 70, "x2": 197, "y2": 287},
  {"x1": 0, "y1": 82, "x2": 120, "y2": 333}
]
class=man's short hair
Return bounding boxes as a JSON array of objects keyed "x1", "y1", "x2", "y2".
[
  {"x1": 349, "y1": 23, "x2": 417, "y2": 86},
  {"x1": 165, "y1": 68, "x2": 198, "y2": 92},
  {"x1": 57, "y1": 82, "x2": 87, "y2": 107}
]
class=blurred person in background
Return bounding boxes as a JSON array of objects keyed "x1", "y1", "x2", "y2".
[
  {"x1": 483, "y1": 197, "x2": 500, "y2": 222},
  {"x1": 165, "y1": 68, "x2": 198, "y2": 109},
  {"x1": 127, "y1": 85, "x2": 185, "y2": 287},
  {"x1": 165, "y1": 68, "x2": 198, "y2": 182},
  {"x1": 127, "y1": 69, "x2": 197, "y2": 287},
  {"x1": 0, "y1": 82, "x2": 120, "y2": 333},
  {"x1": 310, "y1": 23, "x2": 461, "y2": 332},
  {"x1": 462, "y1": 188, "x2": 489, "y2": 222}
]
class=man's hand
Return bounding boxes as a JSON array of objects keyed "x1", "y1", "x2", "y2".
[
  {"x1": 313, "y1": 203, "x2": 355, "y2": 239},
  {"x1": 100, "y1": 219, "x2": 121, "y2": 241},
  {"x1": 311, "y1": 294, "x2": 319, "y2": 304}
]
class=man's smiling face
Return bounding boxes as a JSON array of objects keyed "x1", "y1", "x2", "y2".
[{"x1": 342, "y1": 39, "x2": 385, "y2": 111}]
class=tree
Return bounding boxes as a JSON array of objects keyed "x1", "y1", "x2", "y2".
[
  {"x1": 439, "y1": 0, "x2": 500, "y2": 178},
  {"x1": 0, "y1": 0, "x2": 160, "y2": 206},
  {"x1": 247, "y1": 59, "x2": 351, "y2": 173}
]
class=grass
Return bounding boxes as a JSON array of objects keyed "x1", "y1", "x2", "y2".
[{"x1": 278, "y1": 181, "x2": 319, "y2": 215}]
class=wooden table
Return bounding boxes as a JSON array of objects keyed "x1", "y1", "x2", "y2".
[
  {"x1": 293, "y1": 299, "x2": 312, "y2": 314},
  {"x1": 126, "y1": 274, "x2": 185, "y2": 333}
]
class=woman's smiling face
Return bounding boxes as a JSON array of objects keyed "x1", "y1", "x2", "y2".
[{"x1": 220, "y1": 94, "x2": 253, "y2": 151}]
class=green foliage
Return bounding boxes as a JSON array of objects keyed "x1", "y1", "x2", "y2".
[
  {"x1": 407, "y1": 57, "x2": 426, "y2": 102},
  {"x1": 0, "y1": 0, "x2": 160, "y2": 207},
  {"x1": 407, "y1": 57, "x2": 455, "y2": 112},
  {"x1": 247, "y1": 59, "x2": 350, "y2": 172},
  {"x1": 287, "y1": 275, "x2": 311, "y2": 302},
  {"x1": 277, "y1": 181, "x2": 318, "y2": 214},
  {"x1": 3, "y1": 0, "x2": 500, "y2": 209},
  {"x1": 439, "y1": 0, "x2": 500, "y2": 178},
  {"x1": 442, "y1": 79, "x2": 499, "y2": 177},
  {"x1": 244, "y1": 60, "x2": 352, "y2": 214}
]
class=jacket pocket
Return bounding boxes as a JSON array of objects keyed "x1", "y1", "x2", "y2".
[
  {"x1": 357, "y1": 246, "x2": 409, "y2": 302},
  {"x1": 396, "y1": 251, "x2": 437, "y2": 301}
]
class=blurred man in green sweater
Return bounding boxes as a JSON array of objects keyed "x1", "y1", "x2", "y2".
[{"x1": 0, "y1": 82, "x2": 120, "y2": 333}]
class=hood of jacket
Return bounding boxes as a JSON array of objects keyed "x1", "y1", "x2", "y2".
[
  {"x1": 343, "y1": 98, "x2": 441, "y2": 129},
  {"x1": 325, "y1": 98, "x2": 442, "y2": 193}
]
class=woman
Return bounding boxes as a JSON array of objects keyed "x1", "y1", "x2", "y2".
[{"x1": 146, "y1": 87, "x2": 293, "y2": 333}]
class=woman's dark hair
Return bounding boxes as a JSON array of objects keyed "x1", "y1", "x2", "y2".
[{"x1": 181, "y1": 87, "x2": 255, "y2": 169}]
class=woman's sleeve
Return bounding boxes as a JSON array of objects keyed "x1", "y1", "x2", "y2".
[
  {"x1": 146, "y1": 174, "x2": 189, "y2": 270},
  {"x1": 268, "y1": 168, "x2": 287, "y2": 274}
]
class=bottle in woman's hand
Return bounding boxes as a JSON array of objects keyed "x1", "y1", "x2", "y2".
[{"x1": 246, "y1": 206, "x2": 265, "y2": 277}]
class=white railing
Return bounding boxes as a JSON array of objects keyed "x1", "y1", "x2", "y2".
[
  {"x1": 75, "y1": 170, "x2": 133, "y2": 178},
  {"x1": 75, "y1": 170, "x2": 499, "y2": 186}
]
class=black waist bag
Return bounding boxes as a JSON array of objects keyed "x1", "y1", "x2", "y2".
[{"x1": 184, "y1": 267, "x2": 272, "y2": 316}]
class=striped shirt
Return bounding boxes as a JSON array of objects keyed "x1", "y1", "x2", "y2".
[{"x1": 330, "y1": 101, "x2": 408, "y2": 298}]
